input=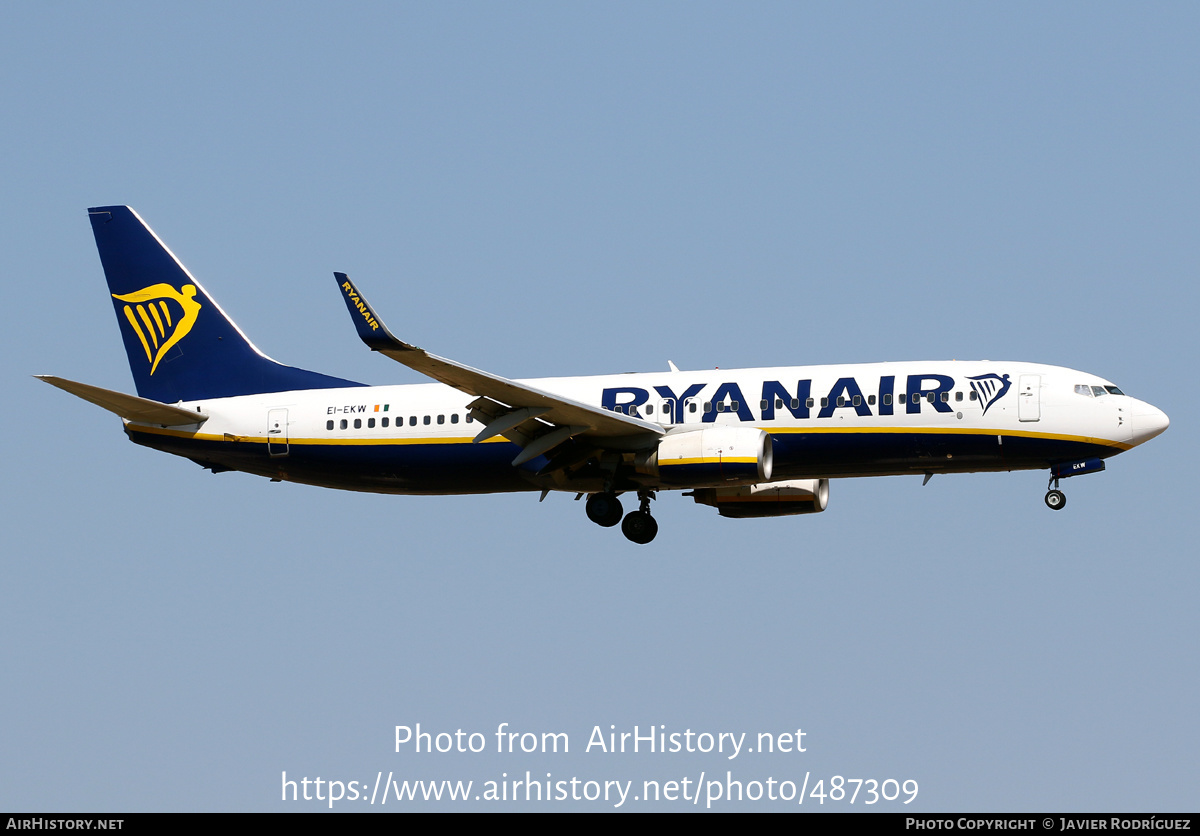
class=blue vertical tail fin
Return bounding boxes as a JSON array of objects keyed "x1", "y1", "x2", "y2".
[{"x1": 88, "y1": 206, "x2": 363, "y2": 402}]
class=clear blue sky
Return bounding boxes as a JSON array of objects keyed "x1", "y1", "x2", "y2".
[{"x1": 2, "y1": 2, "x2": 1195, "y2": 811}]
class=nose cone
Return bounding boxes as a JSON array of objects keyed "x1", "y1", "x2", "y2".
[{"x1": 1131, "y1": 400, "x2": 1170, "y2": 445}]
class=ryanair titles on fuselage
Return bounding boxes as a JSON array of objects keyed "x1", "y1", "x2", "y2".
[{"x1": 599, "y1": 372, "x2": 1012, "y2": 423}]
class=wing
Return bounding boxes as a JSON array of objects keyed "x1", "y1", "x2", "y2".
[{"x1": 334, "y1": 274, "x2": 663, "y2": 466}]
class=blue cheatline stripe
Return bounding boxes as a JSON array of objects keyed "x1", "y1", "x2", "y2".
[{"x1": 123, "y1": 424, "x2": 1122, "y2": 495}]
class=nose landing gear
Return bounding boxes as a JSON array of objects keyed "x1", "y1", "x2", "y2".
[
  {"x1": 1045, "y1": 474, "x2": 1067, "y2": 511},
  {"x1": 1043, "y1": 458, "x2": 1106, "y2": 510}
]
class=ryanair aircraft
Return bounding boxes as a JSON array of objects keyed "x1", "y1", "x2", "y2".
[{"x1": 40, "y1": 206, "x2": 1170, "y2": 544}]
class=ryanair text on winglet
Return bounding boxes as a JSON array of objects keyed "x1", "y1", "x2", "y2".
[{"x1": 342, "y1": 281, "x2": 380, "y2": 331}]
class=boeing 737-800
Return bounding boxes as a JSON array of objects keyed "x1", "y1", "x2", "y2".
[{"x1": 39, "y1": 206, "x2": 1170, "y2": 544}]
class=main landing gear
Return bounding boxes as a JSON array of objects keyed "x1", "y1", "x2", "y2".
[
  {"x1": 622, "y1": 494, "x2": 658, "y2": 545},
  {"x1": 585, "y1": 492, "x2": 623, "y2": 527},
  {"x1": 585, "y1": 491, "x2": 658, "y2": 544},
  {"x1": 1045, "y1": 474, "x2": 1067, "y2": 511}
]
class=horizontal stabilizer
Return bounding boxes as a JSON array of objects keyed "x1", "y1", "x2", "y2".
[{"x1": 36, "y1": 375, "x2": 208, "y2": 426}]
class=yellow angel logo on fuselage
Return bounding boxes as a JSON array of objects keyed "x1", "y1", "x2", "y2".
[{"x1": 112, "y1": 283, "x2": 203, "y2": 375}]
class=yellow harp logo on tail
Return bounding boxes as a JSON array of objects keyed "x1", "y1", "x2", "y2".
[{"x1": 112, "y1": 283, "x2": 203, "y2": 375}]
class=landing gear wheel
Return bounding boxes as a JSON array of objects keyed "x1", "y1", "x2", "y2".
[
  {"x1": 585, "y1": 493, "x2": 623, "y2": 527},
  {"x1": 621, "y1": 510, "x2": 658, "y2": 544},
  {"x1": 1045, "y1": 489, "x2": 1066, "y2": 511}
]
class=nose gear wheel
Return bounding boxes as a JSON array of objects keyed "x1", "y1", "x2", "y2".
[{"x1": 1044, "y1": 474, "x2": 1066, "y2": 511}]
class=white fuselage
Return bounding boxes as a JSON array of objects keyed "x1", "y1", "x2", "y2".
[{"x1": 121, "y1": 360, "x2": 1168, "y2": 496}]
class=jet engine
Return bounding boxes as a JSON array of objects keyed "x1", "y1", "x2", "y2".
[
  {"x1": 635, "y1": 426, "x2": 772, "y2": 488},
  {"x1": 687, "y1": 479, "x2": 830, "y2": 518}
]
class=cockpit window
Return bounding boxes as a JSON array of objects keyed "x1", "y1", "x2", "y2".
[{"x1": 1075, "y1": 383, "x2": 1126, "y2": 397}]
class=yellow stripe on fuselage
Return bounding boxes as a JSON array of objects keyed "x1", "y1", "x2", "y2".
[
  {"x1": 762, "y1": 425, "x2": 1132, "y2": 451},
  {"x1": 126, "y1": 424, "x2": 499, "y2": 446},
  {"x1": 661, "y1": 457, "x2": 759, "y2": 466},
  {"x1": 123, "y1": 423, "x2": 1131, "y2": 452}
]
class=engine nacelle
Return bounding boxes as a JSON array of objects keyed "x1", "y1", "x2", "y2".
[
  {"x1": 637, "y1": 426, "x2": 773, "y2": 487},
  {"x1": 688, "y1": 479, "x2": 830, "y2": 518}
]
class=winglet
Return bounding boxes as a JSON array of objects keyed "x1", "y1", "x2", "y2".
[
  {"x1": 330, "y1": 273, "x2": 665, "y2": 440},
  {"x1": 334, "y1": 273, "x2": 415, "y2": 353}
]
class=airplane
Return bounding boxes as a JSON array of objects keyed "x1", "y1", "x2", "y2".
[{"x1": 39, "y1": 205, "x2": 1170, "y2": 544}]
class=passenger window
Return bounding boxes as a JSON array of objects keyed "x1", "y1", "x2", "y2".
[
  {"x1": 646, "y1": 404, "x2": 654, "y2": 415},
  {"x1": 354, "y1": 418, "x2": 362, "y2": 429},
  {"x1": 382, "y1": 417, "x2": 389, "y2": 427},
  {"x1": 689, "y1": 402, "x2": 697, "y2": 414},
  {"x1": 326, "y1": 420, "x2": 334, "y2": 431},
  {"x1": 704, "y1": 402, "x2": 713, "y2": 413},
  {"x1": 820, "y1": 398, "x2": 829, "y2": 408},
  {"x1": 868, "y1": 395, "x2": 876, "y2": 406},
  {"x1": 837, "y1": 396, "x2": 846, "y2": 407},
  {"x1": 969, "y1": 391, "x2": 978, "y2": 401},
  {"x1": 340, "y1": 419, "x2": 348, "y2": 430},
  {"x1": 409, "y1": 416, "x2": 417, "y2": 426},
  {"x1": 451, "y1": 414, "x2": 459, "y2": 424},
  {"x1": 466, "y1": 414, "x2": 473, "y2": 423},
  {"x1": 716, "y1": 402, "x2": 726, "y2": 412},
  {"x1": 790, "y1": 398, "x2": 799, "y2": 409},
  {"x1": 926, "y1": 393, "x2": 935, "y2": 403},
  {"x1": 940, "y1": 392, "x2": 949, "y2": 403},
  {"x1": 912, "y1": 394, "x2": 920, "y2": 404},
  {"x1": 955, "y1": 392, "x2": 963, "y2": 402},
  {"x1": 852, "y1": 395, "x2": 862, "y2": 407},
  {"x1": 368, "y1": 417, "x2": 376, "y2": 428},
  {"x1": 437, "y1": 414, "x2": 445, "y2": 424},
  {"x1": 806, "y1": 398, "x2": 814, "y2": 408},
  {"x1": 423, "y1": 415, "x2": 431, "y2": 425},
  {"x1": 760, "y1": 400, "x2": 768, "y2": 411},
  {"x1": 883, "y1": 394, "x2": 892, "y2": 405}
]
